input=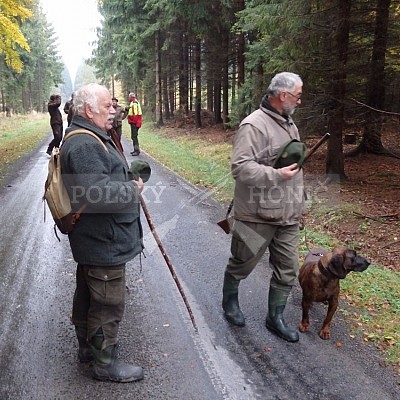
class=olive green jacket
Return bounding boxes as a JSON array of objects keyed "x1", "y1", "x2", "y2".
[{"x1": 231, "y1": 106, "x2": 305, "y2": 225}]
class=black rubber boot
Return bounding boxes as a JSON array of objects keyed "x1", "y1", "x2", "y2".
[
  {"x1": 265, "y1": 285, "x2": 299, "y2": 342},
  {"x1": 130, "y1": 145, "x2": 140, "y2": 156},
  {"x1": 90, "y1": 331, "x2": 144, "y2": 383},
  {"x1": 222, "y1": 272, "x2": 245, "y2": 326},
  {"x1": 75, "y1": 326, "x2": 93, "y2": 363}
]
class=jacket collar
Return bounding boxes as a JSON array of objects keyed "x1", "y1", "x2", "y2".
[
  {"x1": 260, "y1": 96, "x2": 294, "y2": 124},
  {"x1": 66, "y1": 115, "x2": 111, "y2": 143}
]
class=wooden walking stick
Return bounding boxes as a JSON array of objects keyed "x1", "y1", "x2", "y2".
[
  {"x1": 139, "y1": 195, "x2": 198, "y2": 331},
  {"x1": 124, "y1": 151, "x2": 198, "y2": 331}
]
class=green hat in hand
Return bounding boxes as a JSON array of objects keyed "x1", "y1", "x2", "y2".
[
  {"x1": 130, "y1": 160, "x2": 152, "y2": 182},
  {"x1": 273, "y1": 139, "x2": 308, "y2": 169}
]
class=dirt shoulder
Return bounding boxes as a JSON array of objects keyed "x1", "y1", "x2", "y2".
[{"x1": 304, "y1": 133, "x2": 399, "y2": 272}]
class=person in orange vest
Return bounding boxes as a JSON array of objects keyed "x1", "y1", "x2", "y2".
[{"x1": 126, "y1": 92, "x2": 143, "y2": 156}]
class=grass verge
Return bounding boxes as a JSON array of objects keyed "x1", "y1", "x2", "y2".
[
  {"x1": 128, "y1": 123, "x2": 399, "y2": 371},
  {"x1": 125, "y1": 122, "x2": 234, "y2": 202},
  {"x1": 0, "y1": 114, "x2": 50, "y2": 184}
]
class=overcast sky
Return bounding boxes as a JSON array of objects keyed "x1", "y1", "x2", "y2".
[{"x1": 39, "y1": 0, "x2": 102, "y2": 83}]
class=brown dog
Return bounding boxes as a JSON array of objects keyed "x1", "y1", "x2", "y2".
[{"x1": 298, "y1": 247, "x2": 370, "y2": 340}]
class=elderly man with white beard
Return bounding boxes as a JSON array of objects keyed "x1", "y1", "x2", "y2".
[
  {"x1": 60, "y1": 83, "x2": 145, "y2": 382},
  {"x1": 222, "y1": 72, "x2": 305, "y2": 343}
]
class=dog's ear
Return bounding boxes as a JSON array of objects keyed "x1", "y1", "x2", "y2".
[{"x1": 327, "y1": 254, "x2": 348, "y2": 279}]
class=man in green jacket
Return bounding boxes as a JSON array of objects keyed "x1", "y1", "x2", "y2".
[
  {"x1": 60, "y1": 83, "x2": 144, "y2": 382},
  {"x1": 222, "y1": 72, "x2": 305, "y2": 342}
]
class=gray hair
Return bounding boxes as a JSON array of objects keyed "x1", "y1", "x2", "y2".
[
  {"x1": 74, "y1": 83, "x2": 108, "y2": 115},
  {"x1": 267, "y1": 72, "x2": 302, "y2": 97},
  {"x1": 129, "y1": 92, "x2": 136, "y2": 98}
]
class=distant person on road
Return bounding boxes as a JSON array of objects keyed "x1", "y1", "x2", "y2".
[
  {"x1": 63, "y1": 93, "x2": 75, "y2": 127},
  {"x1": 46, "y1": 94, "x2": 63, "y2": 155},
  {"x1": 126, "y1": 92, "x2": 142, "y2": 156},
  {"x1": 222, "y1": 72, "x2": 305, "y2": 343},
  {"x1": 111, "y1": 96, "x2": 127, "y2": 139},
  {"x1": 60, "y1": 83, "x2": 145, "y2": 383}
]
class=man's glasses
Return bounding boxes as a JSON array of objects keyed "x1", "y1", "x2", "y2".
[{"x1": 286, "y1": 91, "x2": 302, "y2": 100}]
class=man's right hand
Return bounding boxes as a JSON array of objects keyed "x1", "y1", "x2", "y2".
[
  {"x1": 134, "y1": 177, "x2": 144, "y2": 193},
  {"x1": 279, "y1": 163, "x2": 300, "y2": 180}
]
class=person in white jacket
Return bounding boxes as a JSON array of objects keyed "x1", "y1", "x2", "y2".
[{"x1": 222, "y1": 72, "x2": 305, "y2": 343}]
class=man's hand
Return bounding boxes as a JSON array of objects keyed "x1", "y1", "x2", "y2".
[
  {"x1": 134, "y1": 177, "x2": 144, "y2": 193},
  {"x1": 279, "y1": 163, "x2": 300, "y2": 180}
]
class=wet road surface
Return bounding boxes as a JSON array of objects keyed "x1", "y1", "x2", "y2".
[{"x1": 0, "y1": 134, "x2": 398, "y2": 399}]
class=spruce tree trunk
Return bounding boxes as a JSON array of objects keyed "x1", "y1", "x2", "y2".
[
  {"x1": 222, "y1": 30, "x2": 230, "y2": 126},
  {"x1": 325, "y1": 0, "x2": 351, "y2": 181},
  {"x1": 356, "y1": 0, "x2": 391, "y2": 155},
  {"x1": 155, "y1": 30, "x2": 163, "y2": 128},
  {"x1": 194, "y1": 39, "x2": 202, "y2": 128},
  {"x1": 163, "y1": 73, "x2": 170, "y2": 120},
  {"x1": 178, "y1": 30, "x2": 189, "y2": 114}
]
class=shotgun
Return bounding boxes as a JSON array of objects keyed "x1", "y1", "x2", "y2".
[{"x1": 217, "y1": 133, "x2": 331, "y2": 234}]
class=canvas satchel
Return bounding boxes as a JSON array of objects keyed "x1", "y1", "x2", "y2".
[{"x1": 43, "y1": 129, "x2": 108, "y2": 238}]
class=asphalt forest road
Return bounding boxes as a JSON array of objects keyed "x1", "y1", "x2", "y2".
[{"x1": 0, "y1": 133, "x2": 398, "y2": 400}]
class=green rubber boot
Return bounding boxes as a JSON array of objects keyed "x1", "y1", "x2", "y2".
[
  {"x1": 222, "y1": 272, "x2": 245, "y2": 326},
  {"x1": 265, "y1": 285, "x2": 299, "y2": 342},
  {"x1": 90, "y1": 331, "x2": 144, "y2": 382}
]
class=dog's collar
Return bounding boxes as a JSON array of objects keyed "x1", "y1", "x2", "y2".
[{"x1": 318, "y1": 259, "x2": 340, "y2": 279}]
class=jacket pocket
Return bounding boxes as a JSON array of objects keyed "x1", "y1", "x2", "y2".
[
  {"x1": 111, "y1": 212, "x2": 143, "y2": 256},
  {"x1": 256, "y1": 186, "x2": 284, "y2": 222},
  {"x1": 112, "y1": 212, "x2": 138, "y2": 224}
]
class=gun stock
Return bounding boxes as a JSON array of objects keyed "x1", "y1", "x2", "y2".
[{"x1": 217, "y1": 218, "x2": 231, "y2": 234}]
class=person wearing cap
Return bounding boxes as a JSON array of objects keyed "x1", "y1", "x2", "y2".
[
  {"x1": 111, "y1": 96, "x2": 127, "y2": 139},
  {"x1": 222, "y1": 72, "x2": 305, "y2": 343},
  {"x1": 126, "y1": 92, "x2": 143, "y2": 156}
]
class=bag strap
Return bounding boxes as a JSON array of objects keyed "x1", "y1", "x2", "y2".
[
  {"x1": 62, "y1": 129, "x2": 109, "y2": 152},
  {"x1": 225, "y1": 199, "x2": 234, "y2": 218},
  {"x1": 60, "y1": 129, "x2": 109, "y2": 224}
]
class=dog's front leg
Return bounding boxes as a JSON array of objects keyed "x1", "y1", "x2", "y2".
[
  {"x1": 299, "y1": 297, "x2": 311, "y2": 333},
  {"x1": 319, "y1": 298, "x2": 338, "y2": 339}
]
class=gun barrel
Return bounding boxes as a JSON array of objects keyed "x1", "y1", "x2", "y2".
[{"x1": 304, "y1": 132, "x2": 330, "y2": 163}]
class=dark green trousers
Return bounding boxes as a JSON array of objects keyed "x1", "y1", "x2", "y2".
[
  {"x1": 130, "y1": 124, "x2": 140, "y2": 148},
  {"x1": 226, "y1": 220, "x2": 299, "y2": 286},
  {"x1": 72, "y1": 264, "x2": 126, "y2": 350}
]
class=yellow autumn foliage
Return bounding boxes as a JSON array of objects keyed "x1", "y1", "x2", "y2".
[{"x1": 0, "y1": 0, "x2": 33, "y2": 73}]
